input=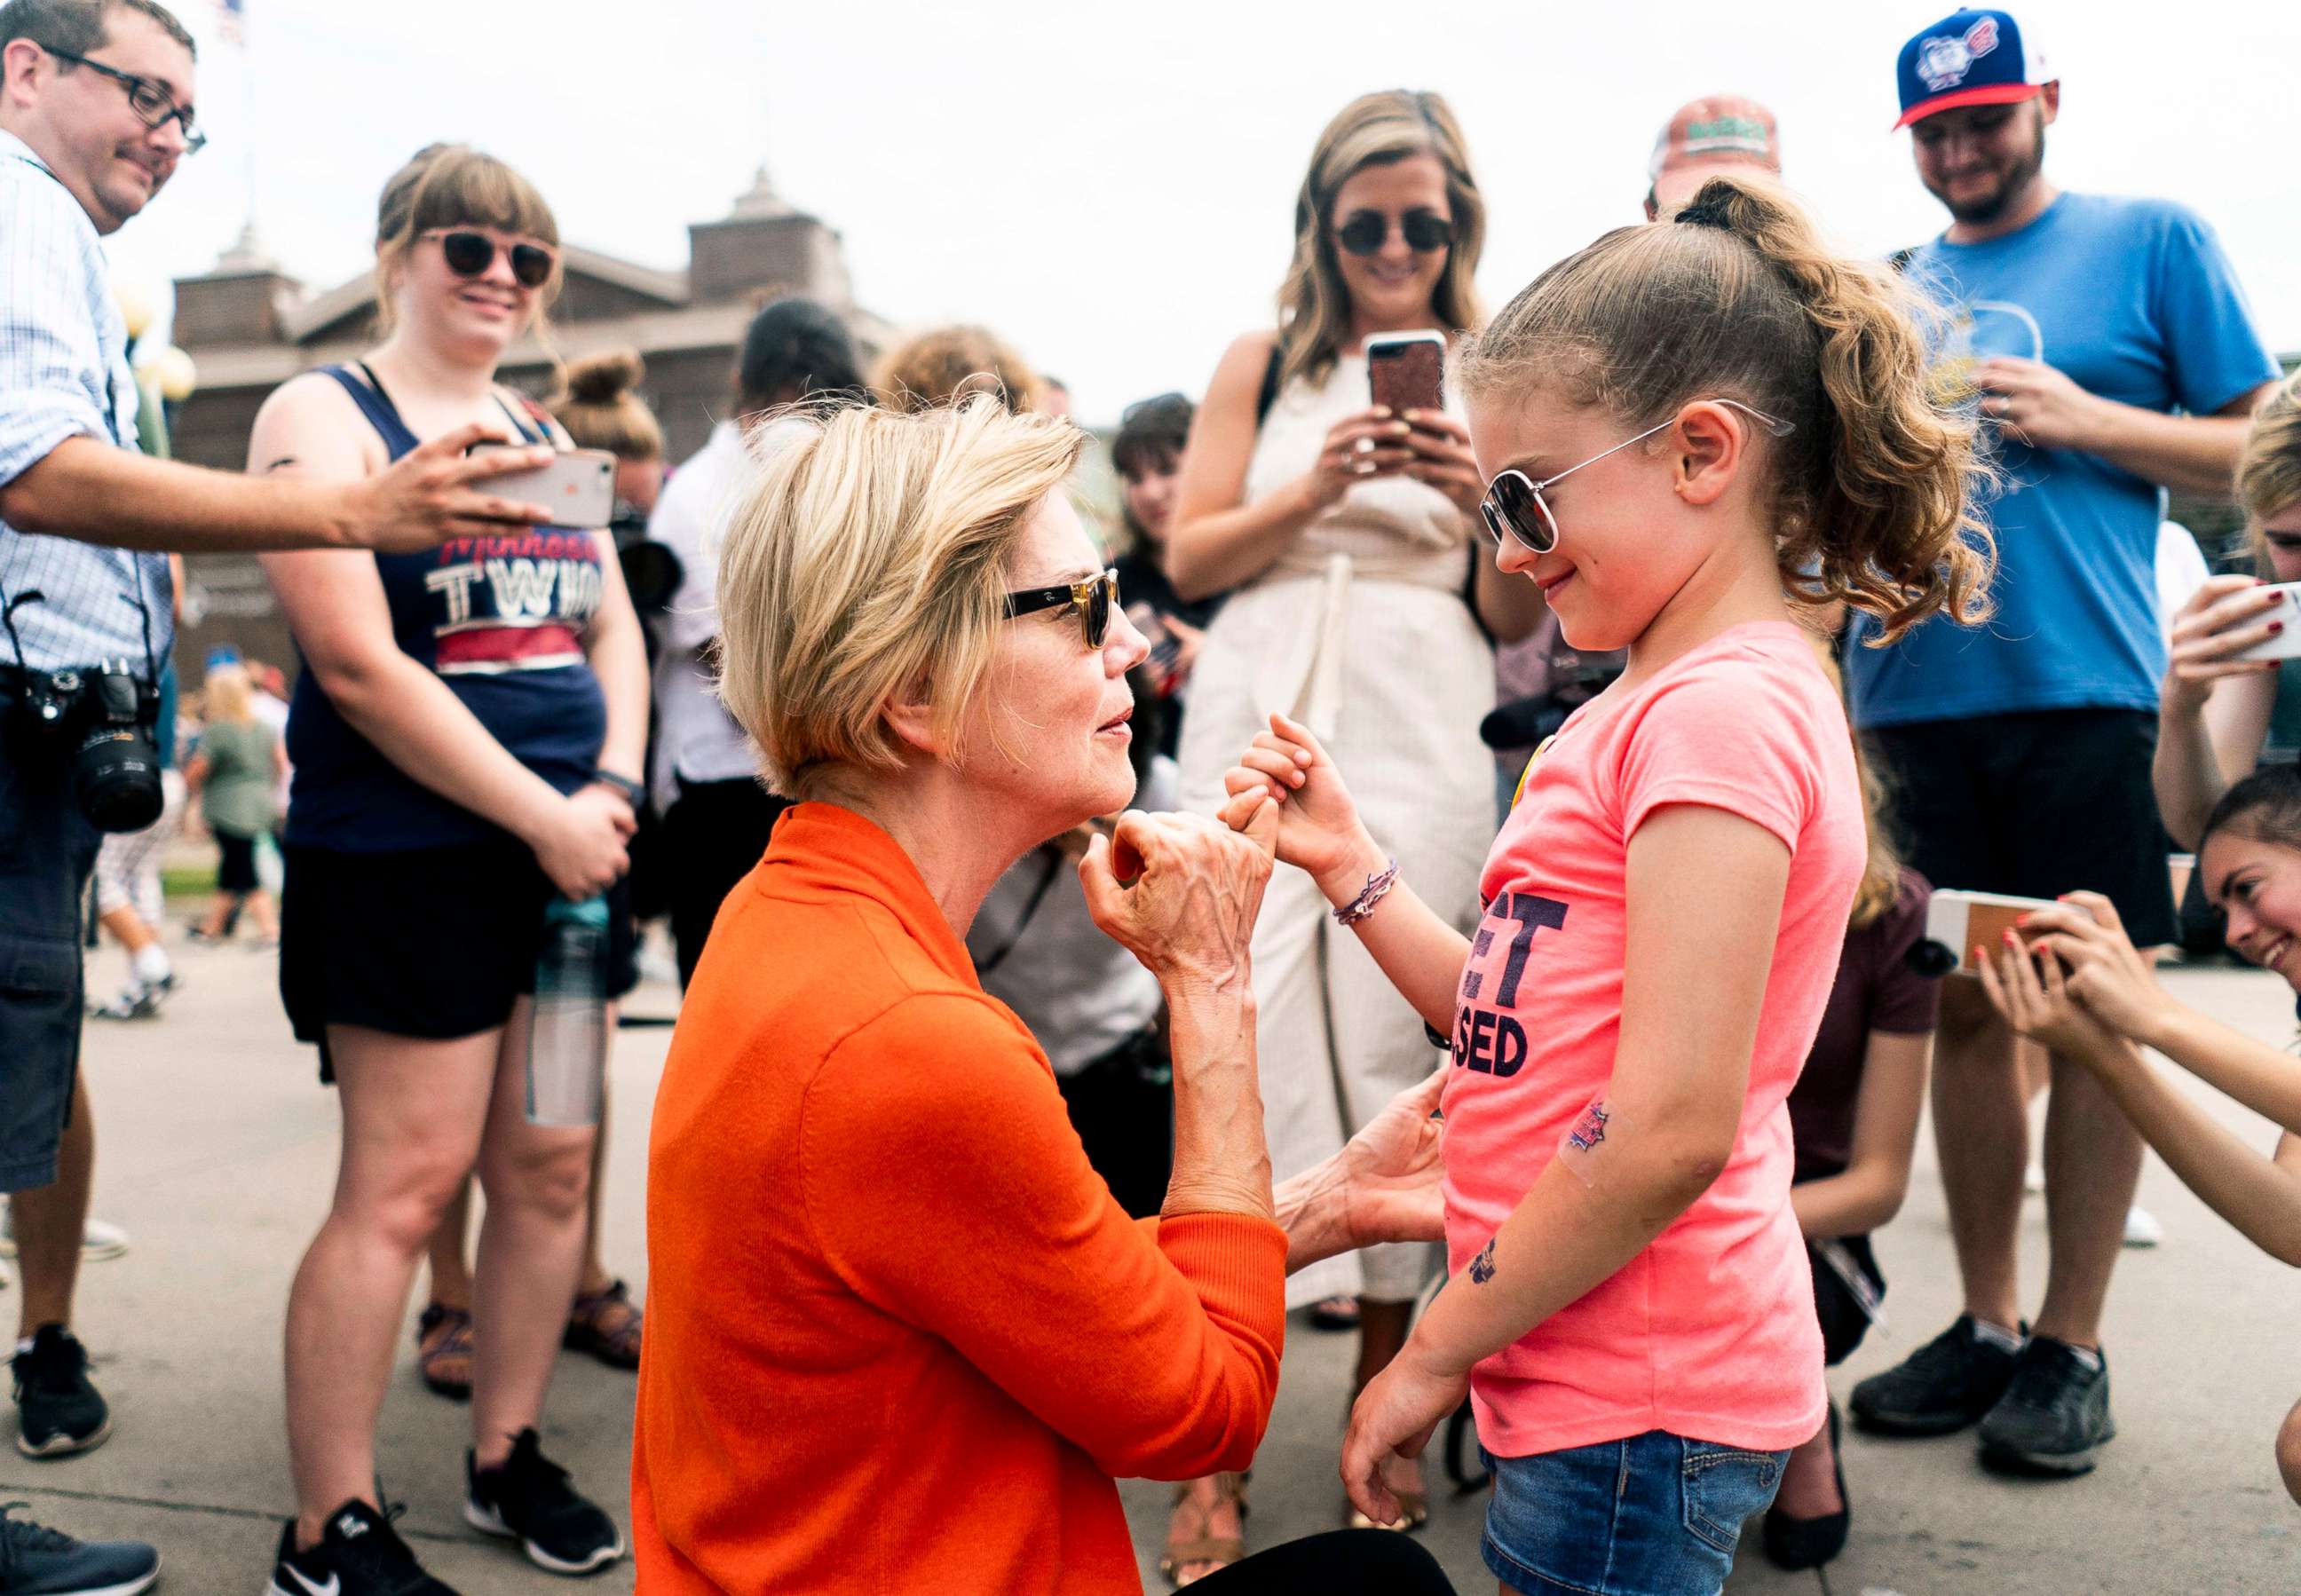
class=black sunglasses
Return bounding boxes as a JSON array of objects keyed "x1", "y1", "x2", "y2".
[
  {"x1": 1005, "y1": 568, "x2": 1119, "y2": 651},
  {"x1": 41, "y1": 46, "x2": 203, "y2": 154},
  {"x1": 424, "y1": 228, "x2": 556, "y2": 289},
  {"x1": 1335, "y1": 208, "x2": 1452, "y2": 257}
]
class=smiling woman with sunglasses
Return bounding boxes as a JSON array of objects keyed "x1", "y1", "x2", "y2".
[
  {"x1": 245, "y1": 143, "x2": 647, "y2": 1596},
  {"x1": 1161, "y1": 88, "x2": 1541, "y2": 1565}
]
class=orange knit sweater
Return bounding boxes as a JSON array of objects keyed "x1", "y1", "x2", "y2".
[{"x1": 633, "y1": 802, "x2": 1287, "y2": 1593}]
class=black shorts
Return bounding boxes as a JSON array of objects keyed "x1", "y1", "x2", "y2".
[
  {"x1": 215, "y1": 830, "x2": 260, "y2": 894},
  {"x1": 1866, "y1": 708, "x2": 2178, "y2": 948},
  {"x1": 281, "y1": 839, "x2": 637, "y2": 1072}
]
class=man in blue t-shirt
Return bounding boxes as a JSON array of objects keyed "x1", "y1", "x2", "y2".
[{"x1": 1846, "y1": 9, "x2": 2282, "y2": 1481}]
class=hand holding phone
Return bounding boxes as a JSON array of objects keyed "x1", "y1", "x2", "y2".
[{"x1": 469, "y1": 445, "x2": 617, "y2": 530}]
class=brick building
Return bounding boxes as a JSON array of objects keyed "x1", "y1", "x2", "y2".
[{"x1": 164, "y1": 166, "x2": 891, "y2": 672}]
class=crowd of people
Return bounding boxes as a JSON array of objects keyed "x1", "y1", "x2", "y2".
[{"x1": 1, "y1": 1, "x2": 2297, "y2": 1593}]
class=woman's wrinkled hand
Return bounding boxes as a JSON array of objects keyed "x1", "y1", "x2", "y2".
[
  {"x1": 1218, "y1": 711, "x2": 1377, "y2": 892},
  {"x1": 1337, "y1": 1066, "x2": 1448, "y2": 1251},
  {"x1": 1341, "y1": 1338, "x2": 1467, "y2": 1527},
  {"x1": 1080, "y1": 805, "x2": 1277, "y2": 990}
]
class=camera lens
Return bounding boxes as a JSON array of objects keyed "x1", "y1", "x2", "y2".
[{"x1": 74, "y1": 724, "x2": 162, "y2": 832}]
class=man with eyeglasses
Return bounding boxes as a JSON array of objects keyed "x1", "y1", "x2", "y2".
[
  {"x1": 0, "y1": 9, "x2": 556, "y2": 1589},
  {"x1": 1843, "y1": 7, "x2": 2282, "y2": 1484}
]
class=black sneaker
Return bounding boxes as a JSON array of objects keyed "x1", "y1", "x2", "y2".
[
  {"x1": 1978, "y1": 1336, "x2": 2116, "y2": 1475},
  {"x1": 0, "y1": 1501, "x2": 158, "y2": 1595},
  {"x1": 11, "y1": 1327, "x2": 109, "y2": 1458},
  {"x1": 1849, "y1": 1315, "x2": 2023, "y2": 1437},
  {"x1": 464, "y1": 1429, "x2": 622, "y2": 1576},
  {"x1": 266, "y1": 1499, "x2": 458, "y2": 1596}
]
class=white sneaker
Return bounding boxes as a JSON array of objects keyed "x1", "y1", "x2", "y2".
[
  {"x1": 2123, "y1": 1205, "x2": 2163, "y2": 1248},
  {"x1": 0, "y1": 1207, "x2": 130, "y2": 1262}
]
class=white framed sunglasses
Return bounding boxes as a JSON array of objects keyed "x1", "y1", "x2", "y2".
[{"x1": 1478, "y1": 399, "x2": 1796, "y2": 555}]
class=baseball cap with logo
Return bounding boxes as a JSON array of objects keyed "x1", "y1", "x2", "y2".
[
  {"x1": 1894, "y1": 9, "x2": 2053, "y2": 130},
  {"x1": 1649, "y1": 94, "x2": 1782, "y2": 184}
]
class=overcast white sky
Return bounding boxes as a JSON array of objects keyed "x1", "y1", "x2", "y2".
[{"x1": 107, "y1": 0, "x2": 2299, "y2": 431}]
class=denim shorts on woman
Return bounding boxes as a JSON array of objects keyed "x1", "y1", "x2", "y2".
[{"x1": 1482, "y1": 1430, "x2": 1787, "y2": 1596}]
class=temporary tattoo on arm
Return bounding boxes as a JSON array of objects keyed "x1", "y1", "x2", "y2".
[
  {"x1": 1468, "y1": 1238, "x2": 1497, "y2": 1284},
  {"x1": 261, "y1": 456, "x2": 301, "y2": 473},
  {"x1": 1557, "y1": 1098, "x2": 1615, "y2": 1189}
]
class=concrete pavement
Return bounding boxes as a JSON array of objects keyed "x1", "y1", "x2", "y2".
[{"x1": 25, "y1": 932, "x2": 2301, "y2": 1592}]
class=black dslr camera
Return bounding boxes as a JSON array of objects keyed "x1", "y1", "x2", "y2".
[{"x1": 16, "y1": 661, "x2": 162, "y2": 833}]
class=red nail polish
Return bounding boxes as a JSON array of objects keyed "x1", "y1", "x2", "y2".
[{"x1": 2273, "y1": 621, "x2": 2286, "y2": 635}]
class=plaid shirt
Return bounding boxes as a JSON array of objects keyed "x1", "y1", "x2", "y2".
[{"x1": 0, "y1": 130, "x2": 170, "y2": 677}]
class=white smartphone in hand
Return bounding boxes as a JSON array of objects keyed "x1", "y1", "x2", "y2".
[
  {"x1": 470, "y1": 446, "x2": 617, "y2": 530},
  {"x1": 2231, "y1": 582, "x2": 2301, "y2": 662}
]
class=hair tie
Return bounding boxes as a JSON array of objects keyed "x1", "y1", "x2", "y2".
[{"x1": 1674, "y1": 194, "x2": 1738, "y2": 232}]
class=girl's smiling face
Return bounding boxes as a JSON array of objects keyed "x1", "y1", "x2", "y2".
[{"x1": 2201, "y1": 829, "x2": 2301, "y2": 987}]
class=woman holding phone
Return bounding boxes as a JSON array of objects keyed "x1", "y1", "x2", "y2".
[
  {"x1": 249, "y1": 144, "x2": 646, "y2": 1596},
  {"x1": 2155, "y1": 373, "x2": 2301, "y2": 850},
  {"x1": 1163, "y1": 89, "x2": 1541, "y2": 1566}
]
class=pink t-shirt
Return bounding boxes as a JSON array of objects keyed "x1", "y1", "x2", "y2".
[{"x1": 1442, "y1": 620, "x2": 1863, "y2": 1458}]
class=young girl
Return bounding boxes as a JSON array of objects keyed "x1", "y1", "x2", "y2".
[
  {"x1": 1218, "y1": 174, "x2": 1990, "y2": 1594},
  {"x1": 1983, "y1": 759, "x2": 2301, "y2": 1505}
]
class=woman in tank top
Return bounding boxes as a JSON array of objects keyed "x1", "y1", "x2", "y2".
[
  {"x1": 2156, "y1": 373, "x2": 2301, "y2": 851},
  {"x1": 248, "y1": 146, "x2": 644, "y2": 1595},
  {"x1": 1160, "y1": 91, "x2": 1542, "y2": 1565}
]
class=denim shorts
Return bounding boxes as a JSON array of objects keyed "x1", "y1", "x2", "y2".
[
  {"x1": 0, "y1": 712, "x2": 103, "y2": 1192},
  {"x1": 1482, "y1": 1430, "x2": 1787, "y2": 1596}
]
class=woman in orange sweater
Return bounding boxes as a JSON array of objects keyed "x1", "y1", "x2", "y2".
[{"x1": 634, "y1": 396, "x2": 1459, "y2": 1594}]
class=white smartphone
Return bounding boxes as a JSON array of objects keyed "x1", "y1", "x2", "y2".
[
  {"x1": 1914, "y1": 889, "x2": 2063, "y2": 977},
  {"x1": 2231, "y1": 582, "x2": 2301, "y2": 662},
  {"x1": 470, "y1": 446, "x2": 616, "y2": 530}
]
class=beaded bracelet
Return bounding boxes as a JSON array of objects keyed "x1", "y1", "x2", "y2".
[{"x1": 1333, "y1": 858, "x2": 1401, "y2": 928}]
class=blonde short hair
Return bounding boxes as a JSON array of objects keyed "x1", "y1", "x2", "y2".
[
  {"x1": 2240, "y1": 371, "x2": 2301, "y2": 545},
  {"x1": 716, "y1": 398, "x2": 1084, "y2": 797}
]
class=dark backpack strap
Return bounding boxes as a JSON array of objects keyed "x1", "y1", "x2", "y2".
[{"x1": 1254, "y1": 342, "x2": 1283, "y2": 428}]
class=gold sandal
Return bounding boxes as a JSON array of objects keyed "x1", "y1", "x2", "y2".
[{"x1": 1158, "y1": 1471, "x2": 1248, "y2": 1588}]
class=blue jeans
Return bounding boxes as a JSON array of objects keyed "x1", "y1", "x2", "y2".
[
  {"x1": 1483, "y1": 1430, "x2": 1787, "y2": 1596},
  {"x1": 0, "y1": 708, "x2": 101, "y2": 1191}
]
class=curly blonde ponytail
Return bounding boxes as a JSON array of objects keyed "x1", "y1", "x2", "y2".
[{"x1": 1457, "y1": 172, "x2": 1994, "y2": 644}]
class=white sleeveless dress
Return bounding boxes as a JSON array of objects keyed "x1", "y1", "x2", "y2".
[{"x1": 1176, "y1": 351, "x2": 1496, "y2": 1307}]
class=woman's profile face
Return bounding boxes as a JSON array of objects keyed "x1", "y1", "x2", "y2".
[
  {"x1": 1328, "y1": 153, "x2": 1452, "y2": 332},
  {"x1": 956, "y1": 493, "x2": 1150, "y2": 831},
  {"x1": 2202, "y1": 828, "x2": 2301, "y2": 987},
  {"x1": 2260, "y1": 501, "x2": 2301, "y2": 585},
  {"x1": 392, "y1": 223, "x2": 548, "y2": 359}
]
